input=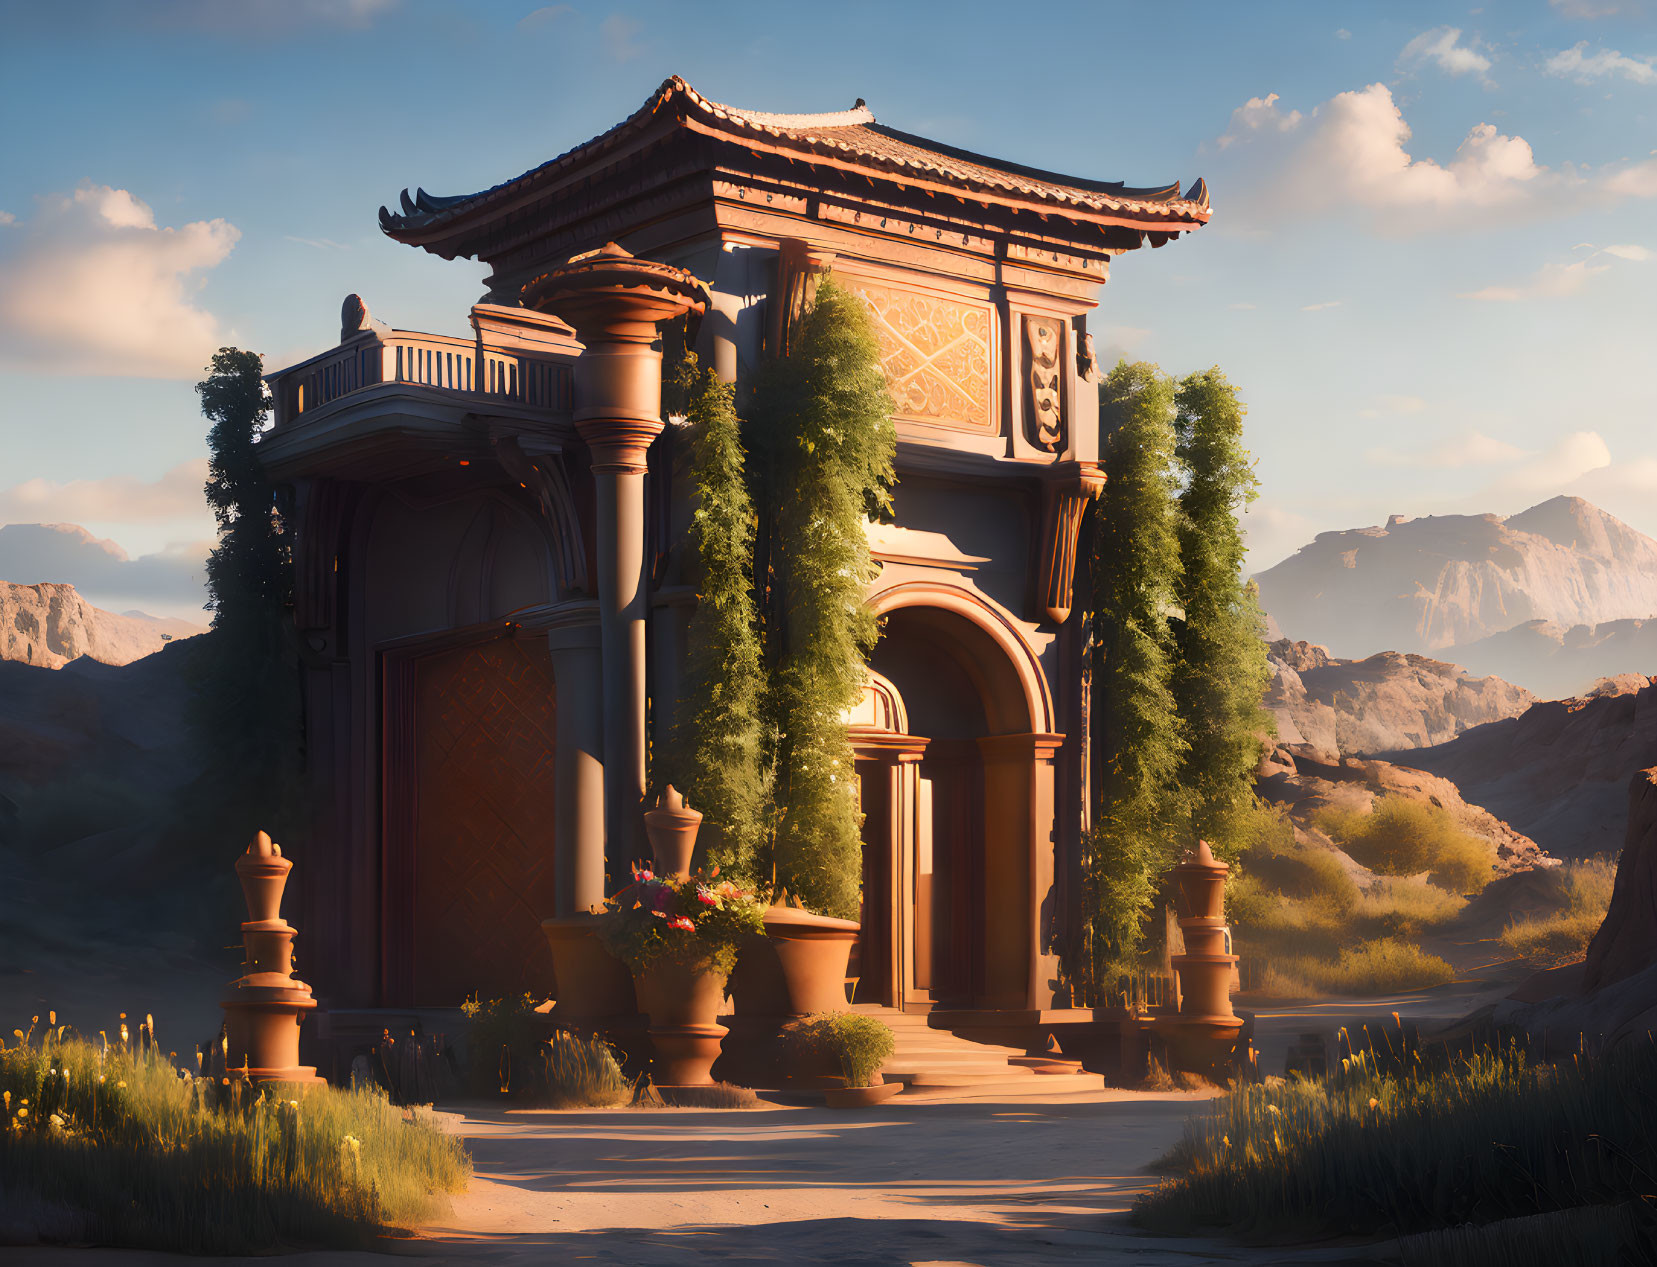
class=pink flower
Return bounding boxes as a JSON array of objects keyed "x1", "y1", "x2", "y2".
[
  {"x1": 696, "y1": 887, "x2": 719, "y2": 907},
  {"x1": 637, "y1": 868, "x2": 654, "y2": 883},
  {"x1": 668, "y1": 916, "x2": 695, "y2": 931}
]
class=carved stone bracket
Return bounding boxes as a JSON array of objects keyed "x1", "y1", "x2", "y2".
[
  {"x1": 769, "y1": 237, "x2": 836, "y2": 359},
  {"x1": 491, "y1": 435, "x2": 592, "y2": 596},
  {"x1": 1036, "y1": 461, "x2": 1105, "y2": 625}
]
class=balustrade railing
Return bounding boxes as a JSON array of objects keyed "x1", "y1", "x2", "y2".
[{"x1": 270, "y1": 322, "x2": 575, "y2": 428}]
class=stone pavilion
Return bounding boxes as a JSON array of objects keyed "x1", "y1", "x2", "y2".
[{"x1": 260, "y1": 77, "x2": 1210, "y2": 1057}]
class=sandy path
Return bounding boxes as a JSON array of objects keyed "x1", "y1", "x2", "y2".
[{"x1": 4, "y1": 1093, "x2": 1395, "y2": 1265}]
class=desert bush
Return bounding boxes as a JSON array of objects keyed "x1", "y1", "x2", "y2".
[
  {"x1": 0, "y1": 1016, "x2": 469, "y2": 1252},
  {"x1": 783, "y1": 1012, "x2": 895, "y2": 1088},
  {"x1": 1351, "y1": 874, "x2": 1465, "y2": 935},
  {"x1": 541, "y1": 1030, "x2": 631, "y2": 1109},
  {"x1": 1137, "y1": 1037, "x2": 1657, "y2": 1247},
  {"x1": 1259, "y1": 938, "x2": 1454, "y2": 998},
  {"x1": 1501, "y1": 858, "x2": 1617, "y2": 966},
  {"x1": 1315, "y1": 797, "x2": 1495, "y2": 894}
]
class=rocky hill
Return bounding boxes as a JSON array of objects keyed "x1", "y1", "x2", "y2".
[
  {"x1": 1382, "y1": 677, "x2": 1657, "y2": 861},
  {"x1": 1267, "y1": 639, "x2": 1534, "y2": 759},
  {"x1": 1254, "y1": 497, "x2": 1657, "y2": 693},
  {"x1": 0, "y1": 581, "x2": 204, "y2": 669}
]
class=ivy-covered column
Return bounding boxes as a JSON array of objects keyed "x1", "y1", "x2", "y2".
[{"x1": 524, "y1": 244, "x2": 706, "y2": 875}]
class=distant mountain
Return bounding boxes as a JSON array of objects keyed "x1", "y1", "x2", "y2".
[
  {"x1": 1266, "y1": 639, "x2": 1534, "y2": 759},
  {"x1": 1381, "y1": 677, "x2": 1657, "y2": 861},
  {"x1": 0, "y1": 581, "x2": 206, "y2": 669},
  {"x1": 1451, "y1": 618, "x2": 1657, "y2": 702},
  {"x1": 1254, "y1": 497, "x2": 1657, "y2": 695}
]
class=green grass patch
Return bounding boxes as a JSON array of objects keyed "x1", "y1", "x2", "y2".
[
  {"x1": 1138, "y1": 1037, "x2": 1657, "y2": 1250},
  {"x1": 1500, "y1": 859, "x2": 1616, "y2": 967},
  {"x1": 1, "y1": 1018, "x2": 469, "y2": 1252}
]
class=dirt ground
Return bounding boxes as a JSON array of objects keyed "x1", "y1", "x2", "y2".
[{"x1": 4, "y1": 1091, "x2": 1400, "y2": 1266}]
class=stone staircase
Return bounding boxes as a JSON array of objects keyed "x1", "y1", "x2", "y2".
[{"x1": 854, "y1": 1004, "x2": 1107, "y2": 1101}]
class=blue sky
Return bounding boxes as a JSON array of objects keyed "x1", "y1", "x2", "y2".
[{"x1": 1, "y1": 0, "x2": 1654, "y2": 620}]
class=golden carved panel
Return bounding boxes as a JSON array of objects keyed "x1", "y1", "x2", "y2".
[{"x1": 847, "y1": 280, "x2": 993, "y2": 434}]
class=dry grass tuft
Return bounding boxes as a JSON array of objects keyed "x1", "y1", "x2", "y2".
[{"x1": 1500, "y1": 858, "x2": 1616, "y2": 967}]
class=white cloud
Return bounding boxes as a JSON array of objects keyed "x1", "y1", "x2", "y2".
[
  {"x1": 518, "y1": 4, "x2": 574, "y2": 31},
  {"x1": 1400, "y1": 27, "x2": 1493, "y2": 81},
  {"x1": 0, "y1": 460, "x2": 211, "y2": 526},
  {"x1": 1547, "y1": 42, "x2": 1657, "y2": 84},
  {"x1": 1243, "y1": 502, "x2": 1318, "y2": 570},
  {"x1": 600, "y1": 13, "x2": 642, "y2": 61},
  {"x1": 1359, "y1": 394, "x2": 1427, "y2": 419},
  {"x1": 0, "y1": 523, "x2": 210, "y2": 621},
  {"x1": 1504, "y1": 431, "x2": 1612, "y2": 490},
  {"x1": 1607, "y1": 157, "x2": 1657, "y2": 197},
  {"x1": 1335, "y1": 28, "x2": 1352, "y2": 40},
  {"x1": 1216, "y1": 93, "x2": 1302, "y2": 150},
  {"x1": 1458, "y1": 243, "x2": 1647, "y2": 301},
  {"x1": 1214, "y1": 84, "x2": 1560, "y2": 230},
  {"x1": 1301, "y1": 299, "x2": 1343, "y2": 311},
  {"x1": 0, "y1": 184, "x2": 239, "y2": 378},
  {"x1": 1550, "y1": 0, "x2": 1637, "y2": 17},
  {"x1": 1368, "y1": 431, "x2": 1532, "y2": 468},
  {"x1": 0, "y1": 211, "x2": 15, "y2": 227}
]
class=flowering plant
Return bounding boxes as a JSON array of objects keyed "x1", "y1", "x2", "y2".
[{"x1": 597, "y1": 866, "x2": 766, "y2": 974}]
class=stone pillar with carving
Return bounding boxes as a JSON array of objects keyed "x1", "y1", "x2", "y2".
[{"x1": 522, "y1": 244, "x2": 707, "y2": 875}]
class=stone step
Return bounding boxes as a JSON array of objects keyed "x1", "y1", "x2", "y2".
[{"x1": 897, "y1": 1071, "x2": 1108, "y2": 1100}]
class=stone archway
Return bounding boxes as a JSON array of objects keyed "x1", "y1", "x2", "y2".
[{"x1": 858, "y1": 583, "x2": 1062, "y2": 1011}]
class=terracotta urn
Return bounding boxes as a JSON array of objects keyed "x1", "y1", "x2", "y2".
[
  {"x1": 541, "y1": 912, "x2": 637, "y2": 1026},
  {"x1": 643, "y1": 785, "x2": 702, "y2": 879},
  {"x1": 633, "y1": 955, "x2": 729, "y2": 1088},
  {"x1": 221, "y1": 831, "x2": 325, "y2": 1087},
  {"x1": 236, "y1": 830, "x2": 292, "y2": 925},
  {"x1": 1146, "y1": 839, "x2": 1242, "y2": 1076},
  {"x1": 729, "y1": 901, "x2": 860, "y2": 1019}
]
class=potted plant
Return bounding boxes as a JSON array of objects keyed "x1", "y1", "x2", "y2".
[
  {"x1": 782, "y1": 1011, "x2": 900, "y2": 1107},
  {"x1": 599, "y1": 865, "x2": 766, "y2": 1086}
]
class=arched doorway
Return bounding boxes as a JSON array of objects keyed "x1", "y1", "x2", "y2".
[{"x1": 855, "y1": 583, "x2": 1061, "y2": 1012}]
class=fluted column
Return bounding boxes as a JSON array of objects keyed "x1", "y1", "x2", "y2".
[{"x1": 523, "y1": 244, "x2": 707, "y2": 875}]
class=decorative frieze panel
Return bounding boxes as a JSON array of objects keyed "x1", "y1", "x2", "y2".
[
  {"x1": 1022, "y1": 315, "x2": 1066, "y2": 453},
  {"x1": 846, "y1": 279, "x2": 994, "y2": 434}
]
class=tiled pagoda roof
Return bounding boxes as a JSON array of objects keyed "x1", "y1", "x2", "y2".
[{"x1": 379, "y1": 76, "x2": 1211, "y2": 251}]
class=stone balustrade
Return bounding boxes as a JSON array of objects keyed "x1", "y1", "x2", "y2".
[{"x1": 267, "y1": 297, "x2": 580, "y2": 428}]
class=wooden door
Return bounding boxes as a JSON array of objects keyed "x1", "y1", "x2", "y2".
[{"x1": 386, "y1": 633, "x2": 558, "y2": 1006}]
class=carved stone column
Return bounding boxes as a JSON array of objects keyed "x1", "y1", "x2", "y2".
[
  {"x1": 1036, "y1": 462, "x2": 1106, "y2": 625},
  {"x1": 977, "y1": 732, "x2": 1064, "y2": 1010},
  {"x1": 523, "y1": 244, "x2": 707, "y2": 872}
]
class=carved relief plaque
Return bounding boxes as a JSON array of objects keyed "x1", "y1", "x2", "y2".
[
  {"x1": 1023, "y1": 315, "x2": 1065, "y2": 452},
  {"x1": 846, "y1": 280, "x2": 993, "y2": 433}
]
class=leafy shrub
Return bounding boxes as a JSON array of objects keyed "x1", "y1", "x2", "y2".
[
  {"x1": 0, "y1": 1016, "x2": 469, "y2": 1252},
  {"x1": 541, "y1": 1031, "x2": 631, "y2": 1109},
  {"x1": 1315, "y1": 797, "x2": 1495, "y2": 894},
  {"x1": 459, "y1": 993, "x2": 546, "y2": 1096},
  {"x1": 783, "y1": 1012, "x2": 895, "y2": 1088},
  {"x1": 1138, "y1": 1038, "x2": 1657, "y2": 1246},
  {"x1": 1501, "y1": 858, "x2": 1616, "y2": 966}
]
